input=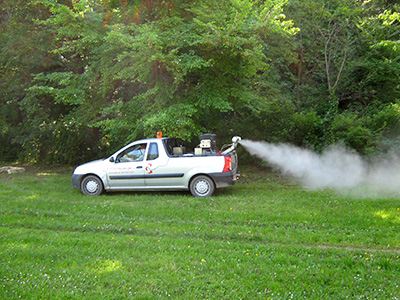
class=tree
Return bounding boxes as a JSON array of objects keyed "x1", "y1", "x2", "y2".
[
  {"x1": 285, "y1": 0, "x2": 362, "y2": 111},
  {"x1": 3, "y1": 0, "x2": 398, "y2": 163},
  {"x1": 284, "y1": 0, "x2": 400, "y2": 154},
  {"x1": 22, "y1": 0, "x2": 296, "y2": 162},
  {"x1": 343, "y1": 7, "x2": 400, "y2": 108},
  {"x1": 0, "y1": 0, "x2": 59, "y2": 161}
]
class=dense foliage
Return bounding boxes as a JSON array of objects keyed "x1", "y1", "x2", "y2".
[{"x1": 1, "y1": 0, "x2": 399, "y2": 164}]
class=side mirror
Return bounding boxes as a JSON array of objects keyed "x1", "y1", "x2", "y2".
[{"x1": 109, "y1": 157, "x2": 115, "y2": 163}]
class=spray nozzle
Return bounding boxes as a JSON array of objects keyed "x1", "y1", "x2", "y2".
[
  {"x1": 232, "y1": 136, "x2": 241, "y2": 145},
  {"x1": 220, "y1": 136, "x2": 241, "y2": 154}
]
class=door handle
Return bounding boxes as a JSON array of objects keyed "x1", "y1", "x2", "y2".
[{"x1": 136, "y1": 166, "x2": 143, "y2": 169}]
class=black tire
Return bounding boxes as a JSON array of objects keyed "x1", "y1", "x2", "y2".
[
  {"x1": 81, "y1": 175, "x2": 104, "y2": 196},
  {"x1": 190, "y1": 175, "x2": 215, "y2": 197}
]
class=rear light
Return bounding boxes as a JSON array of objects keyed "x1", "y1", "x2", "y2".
[{"x1": 223, "y1": 156, "x2": 232, "y2": 172}]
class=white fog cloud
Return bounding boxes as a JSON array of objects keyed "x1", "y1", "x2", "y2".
[{"x1": 240, "y1": 139, "x2": 400, "y2": 197}]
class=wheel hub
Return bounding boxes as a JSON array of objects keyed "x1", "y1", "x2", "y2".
[
  {"x1": 196, "y1": 180, "x2": 209, "y2": 194},
  {"x1": 86, "y1": 180, "x2": 99, "y2": 193}
]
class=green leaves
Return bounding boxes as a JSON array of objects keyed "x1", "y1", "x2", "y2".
[
  {"x1": 27, "y1": 72, "x2": 88, "y2": 106},
  {"x1": 7, "y1": 0, "x2": 400, "y2": 163},
  {"x1": 142, "y1": 103, "x2": 203, "y2": 141}
]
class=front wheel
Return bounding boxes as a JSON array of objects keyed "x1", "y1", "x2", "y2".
[
  {"x1": 81, "y1": 175, "x2": 104, "y2": 196},
  {"x1": 190, "y1": 175, "x2": 215, "y2": 197}
]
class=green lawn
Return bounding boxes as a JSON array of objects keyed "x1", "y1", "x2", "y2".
[{"x1": 0, "y1": 166, "x2": 399, "y2": 299}]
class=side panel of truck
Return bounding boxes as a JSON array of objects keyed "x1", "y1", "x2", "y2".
[{"x1": 144, "y1": 156, "x2": 225, "y2": 189}]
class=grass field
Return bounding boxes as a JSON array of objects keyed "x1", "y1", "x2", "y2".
[{"x1": 0, "y1": 165, "x2": 399, "y2": 299}]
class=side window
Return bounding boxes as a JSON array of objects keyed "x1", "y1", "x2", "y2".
[
  {"x1": 117, "y1": 144, "x2": 147, "y2": 162},
  {"x1": 147, "y1": 143, "x2": 159, "y2": 160}
]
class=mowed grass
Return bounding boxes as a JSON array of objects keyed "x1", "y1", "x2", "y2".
[{"x1": 0, "y1": 165, "x2": 399, "y2": 299}]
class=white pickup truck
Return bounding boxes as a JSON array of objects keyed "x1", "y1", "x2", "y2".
[{"x1": 71, "y1": 134, "x2": 241, "y2": 197}]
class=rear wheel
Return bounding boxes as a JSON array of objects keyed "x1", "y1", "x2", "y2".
[
  {"x1": 81, "y1": 175, "x2": 104, "y2": 196},
  {"x1": 190, "y1": 175, "x2": 215, "y2": 197}
]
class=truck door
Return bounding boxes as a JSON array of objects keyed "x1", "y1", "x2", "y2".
[
  {"x1": 144, "y1": 142, "x2": 185, "y2": 188},
  {"x1": 107, "y1": 143, "x2": 147, "y2": 188}
]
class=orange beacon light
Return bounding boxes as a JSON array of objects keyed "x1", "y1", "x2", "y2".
[{"x1": 157, "y1": 131, "x2": 163, "y2": 138}]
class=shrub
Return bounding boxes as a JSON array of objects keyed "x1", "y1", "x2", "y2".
[{"x1": 331, "y1": 113, "x2": 376, "y2": 155}]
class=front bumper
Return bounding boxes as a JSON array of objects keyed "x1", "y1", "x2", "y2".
[
  {"x1": 71, "y1": 174, "x2": 84, "y2": 189},
  {"x1": 209, "y1": 171, "x2": 240, "y2": 188}
]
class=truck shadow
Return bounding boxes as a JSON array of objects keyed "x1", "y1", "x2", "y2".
[{"x1": 99, "y1": 188, "x2": 235, "y2": 198}]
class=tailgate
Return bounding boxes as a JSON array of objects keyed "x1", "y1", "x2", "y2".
[{"x1": 227, "y1": 150, "x2": 239, "y2": 179}]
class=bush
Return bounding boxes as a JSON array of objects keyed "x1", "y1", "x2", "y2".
[
  {"x1": 290, "y1": 111, "x2": 324, "y2": 150},
  {"x1": 367, "y1": 102, "x2": 400, "y2": 154},
  {"x1": 331, "y1": 113, "x2": 376, "y2": 155},
  {"x1": 14, "y1": 120, "x2": 104, "y2": 165}
]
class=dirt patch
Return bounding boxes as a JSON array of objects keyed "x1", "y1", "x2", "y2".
[
  {"x1": 0, "y1": 166, "x2": 25, "y2": 174},
  {"x1": 0, "y1": 164, "x2": 74, "y2": 175}
]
